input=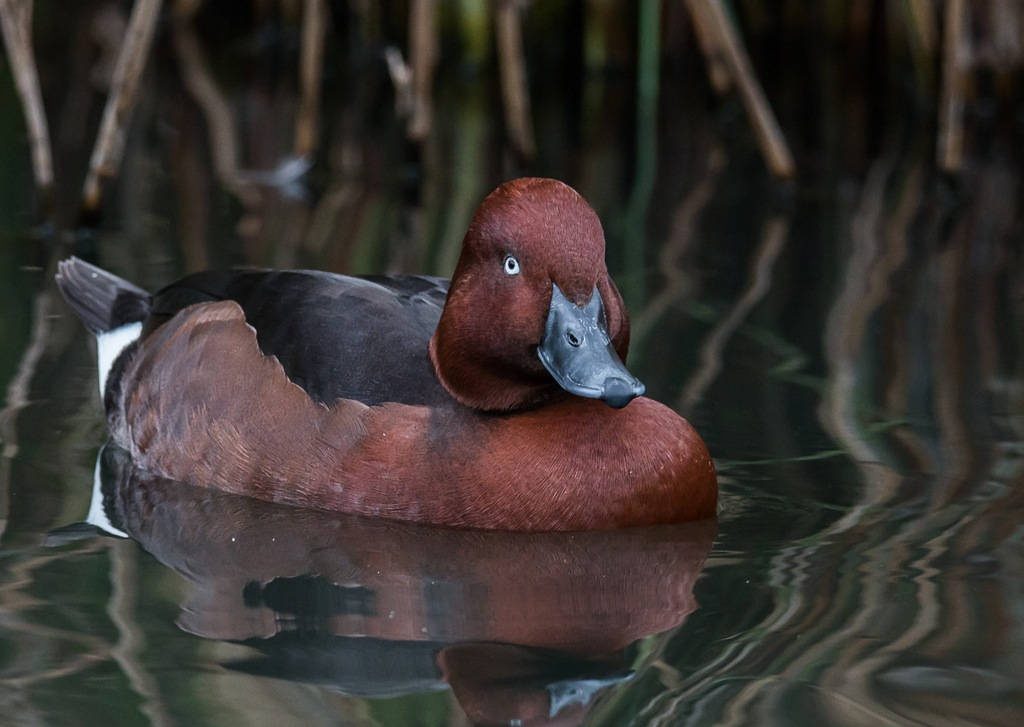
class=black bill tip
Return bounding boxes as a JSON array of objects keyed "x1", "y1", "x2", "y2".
[{"x1": 602, "y1": 377, "x2": 646, "y2": 409}]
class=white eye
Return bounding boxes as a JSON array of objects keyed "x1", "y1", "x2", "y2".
[{"x1": 503, "y1": 255, "x2": 520, "y2": 276}]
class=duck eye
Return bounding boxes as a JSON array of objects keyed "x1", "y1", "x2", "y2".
[{"x1": 503, "y1": 255, "x2": 520, "y2": 276}]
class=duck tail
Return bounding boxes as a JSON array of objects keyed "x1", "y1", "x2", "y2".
[
  {"x1": 56, "y1": 257, "x2": 152, "y2": 397},
  {"x1": 55, "y1": 257, "x2": 151, "y2": 334}
]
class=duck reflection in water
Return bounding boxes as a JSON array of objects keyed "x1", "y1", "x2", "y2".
[{"x1": 56, "y1": 445, "x2": 715, "y2": 726}]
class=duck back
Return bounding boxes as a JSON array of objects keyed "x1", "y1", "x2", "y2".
[{"x1": 146, "y1": 270, "x2": 451, "y2": 406}]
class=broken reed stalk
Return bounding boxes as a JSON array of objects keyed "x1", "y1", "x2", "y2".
[
  {"x1": 495, "y1": 0, "x2": 535, "y2": 159},
  {"x1": 938, "y1": 0, "x2": 967, "y2": 172},
  {"x1": 407, "y1": 0, "x2": 438, "y2": 141},
  {"x1": 81, "y1": 0, "x2": 164, "y2": 212},
  {"x1": 0, "y1": 0, "x2": 53, "y2": 191},
  {"x1": 688, "y1": 0, "x2": 795, "y2": 179},
  {"x1": 687, "y1": 0, "x2": 731, "y2": 94},
  {"x1": 294, "y1": 0, "x2": 327, "y2": 157}
]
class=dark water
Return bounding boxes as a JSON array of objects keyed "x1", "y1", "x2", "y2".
[{"x1": 2, "y1": 4, "x2": 1024, "y2": 726}]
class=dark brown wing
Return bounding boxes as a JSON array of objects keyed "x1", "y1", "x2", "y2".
[{"x1": 146, "y1": 270, "x2": 450, "y2": 406}]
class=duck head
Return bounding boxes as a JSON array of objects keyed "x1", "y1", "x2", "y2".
[{"x1": 429, "y1": 178, "x2": 645, "y2": 412}]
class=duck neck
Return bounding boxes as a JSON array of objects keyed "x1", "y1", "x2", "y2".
[{"x1": 428, "y1": 328, "x2": 559, "y2": 412}]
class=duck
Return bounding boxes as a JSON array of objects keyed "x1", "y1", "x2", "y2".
[{"x1": 56, "y1": 177, "x2": 716, "y2": 531}]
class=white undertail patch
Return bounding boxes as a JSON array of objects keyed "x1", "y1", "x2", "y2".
[
  {"x1": 86, "y1": 449, "x2": 128, "y2": 538},
  {"x1": 96, "y1": 322, "x2": 142, "y2": 398}
]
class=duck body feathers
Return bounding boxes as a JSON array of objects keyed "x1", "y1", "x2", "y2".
[{"x1": 113, "y1": 298, "x2": 715, "y2": 530}]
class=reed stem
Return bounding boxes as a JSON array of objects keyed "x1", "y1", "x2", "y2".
[
  {"x1": 408, "y1": 0, "x2": 438, "y2": 141},
  {"x1": 0, "y1": 0, "x2": 53, "y2": 192},
  {"x1": 689, "y1": 0, "x2": 796, "y2": 179},
  {"x1": 294, "y1": 0, "x2": 327, "y2": 157},
  {"x1": 495, "y1": 0, "x2": 535, "y2": 158},
  {"x1": 81, "y1": 0, "x2": 163, "y2": 212}
]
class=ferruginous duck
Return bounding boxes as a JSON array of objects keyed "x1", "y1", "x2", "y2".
[{"x1": 56, "y1": 177, "x2": 716, "y2": 530}]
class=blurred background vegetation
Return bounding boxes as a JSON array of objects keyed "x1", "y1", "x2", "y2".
[
  {"x1": 1, "y1": 2, "x2": 1024, "y2": 725},
  {"x1": 1, "y1": 1, "x2": 1021, "y2": 270}
]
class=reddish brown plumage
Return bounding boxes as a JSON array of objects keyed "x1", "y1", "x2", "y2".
[
  {"x1": 107, "y1": 177, "x2": 716, "y2": 531},
  {"x1": 115, "y1": 299, "x2": 715, "y2": 530}
]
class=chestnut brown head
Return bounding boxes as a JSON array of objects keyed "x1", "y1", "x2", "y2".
[{"x1": 429, "y1": 178, "x2": 641, "y2": 412}]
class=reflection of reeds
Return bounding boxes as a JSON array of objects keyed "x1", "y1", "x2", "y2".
[
  {"x1": 107, "y1": 540, "x2": 172, "y2": 727},
  {"x1": 622, "y1": 150, "x2": 1024, "y2": 725},
  {"x1": 678, "y1": 216, "x2": 788, "y2": 413},
  {"x1": 0, "y1": 291, "x2": 53, "y2": 538},
  {"x1": 817, "y1": 155, "x2": 903, "y2": 518},
  {"x1": 938, "y1": 0, "x2": 968, "y2": 172},
  {"x1": 0, "y1": 542, "x2": 110, "y2": 688},
  {"x1": 880, "y1": 166, "x2": 933, "y2": 474},
  {"x1": 706, "y1": 155, "x2": 918, "y2": 721},
  {"x1": 0, "y1": 256, "x2": 180, "y2": 723},
  {"x1": 630, "y1": 147, "x2": 725, "y2": 355},
  {"x1": 931, "y1": 220, "x2": 976, "y2": 502}
]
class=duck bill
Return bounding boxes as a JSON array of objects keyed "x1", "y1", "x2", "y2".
[{"x1": 537, "y1": 284, "x2": 645, "y2": 409}]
